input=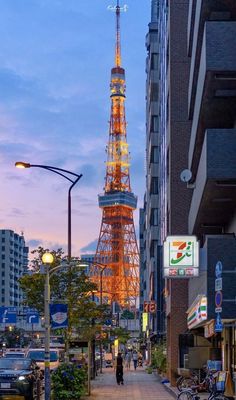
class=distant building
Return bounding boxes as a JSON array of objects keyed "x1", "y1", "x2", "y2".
[
  {"x1": 80, "y1": 253, "x2": 95, "y2": 275},
  {"x1": 140, "y1": 0, "x2": 164, "y2": 349},
  {"x1": 0, "y1": 230, "x2": 28, "y2": 307}
]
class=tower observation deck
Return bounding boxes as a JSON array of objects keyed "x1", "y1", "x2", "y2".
[{"x1": 93, "y1": 1, "x2": 139, "y2": 308}]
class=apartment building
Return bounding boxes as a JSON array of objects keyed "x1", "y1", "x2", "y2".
[
  {"x1": 140, "y1": 0, "x2": 165, "y2": 348},
  {"x1": 185, "y1": 1, "x2": 236, "y2": 393},
  {"x1": 0, "y1": 230, "x2": 28, "y2": 307}
]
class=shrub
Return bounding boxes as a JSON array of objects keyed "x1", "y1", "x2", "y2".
[
  {"x1": 51, "y1": 362, "x2": 87, "y2": 400},
  {"x1": 151, "y1": 343, "x2": 167, "y2": 373}
]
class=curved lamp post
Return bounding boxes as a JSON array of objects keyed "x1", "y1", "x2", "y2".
[{"x1": 15, "y1": 161, "x2": 82, "y2": 260}]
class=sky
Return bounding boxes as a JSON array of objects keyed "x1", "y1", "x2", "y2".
[{"x1": 0, "y1": 0, "x2": 150, "y2": 257}]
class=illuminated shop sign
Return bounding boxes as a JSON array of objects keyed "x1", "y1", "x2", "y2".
[
  {"x1": 142, "y1": 312, "x2": 148, "y2": 332},
  {"x1": 163, "y1": 236, "x2": 199, "y2": 278},
  {"x1": 187, "y1": 295, "x2": 207, "y2": 329}
]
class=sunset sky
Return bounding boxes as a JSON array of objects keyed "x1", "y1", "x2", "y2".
[{"x1": 0, "y1": 0, "x2": 150, "y2": 257}]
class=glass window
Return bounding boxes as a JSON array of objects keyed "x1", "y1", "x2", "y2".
[
  {"x1": 151, "y1": 146, "x2": 159, "y2": 163},
  {"x1": 151, "y1": 177, "x2": 159, "y2": 194},
  {"x1": 1, "y1": 238, "x2": 5, "y2": 243},
  {"x1": 151, "y1": 115, "x2": 159, "y2": 133}
]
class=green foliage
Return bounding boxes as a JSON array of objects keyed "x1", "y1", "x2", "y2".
[
  {"x1": 51, "y1": 362, "x2": 87, "y2": 400},
  {"x1": 120, "y1": 310, "x2": 134, "y2": 320},
  {"x1": 19, "y1": 246, "x2": 105, "y2": 342},
  {"x1": 112, "y1": 327, "x2": 131, "y2": 344},
  {"x1": 151, "y1": 343, "x2": 167, "y2": 373}
]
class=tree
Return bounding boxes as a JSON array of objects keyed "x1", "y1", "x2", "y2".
[{"x1": 19, "y1": 247, "x2": 106, "y2": 343}]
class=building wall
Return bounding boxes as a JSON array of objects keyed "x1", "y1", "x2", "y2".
[
  {"x1": 0, "y1": 230, "x2": 28, "y2": 307},
  {"x1": 140, "y1": 0, "x2": 163, "y2": 342},
  {"x1": 159, "y1": 0, "x2": 192, "y2": 384}
]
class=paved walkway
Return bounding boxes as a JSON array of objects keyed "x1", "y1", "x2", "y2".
[{"x1": 85, "y1": 367, "x2": 175, "y2": 400}]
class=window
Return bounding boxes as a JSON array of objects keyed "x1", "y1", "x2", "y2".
[
  {"x1": 2, "y1": 255, "x2": 5, "y2": 260},
  {"x1": 2, "y1": 280, "x2": 5, "y2": 285},
  {"x1": 151, "y1": 115, "x2": 159, "y2": 133},
  {"x1": 151, "y1": 146, "x2": 159, "y2": 163},
  {"x1": 2, "y1": 263, "x2": 5, "y2": 268},
  {"x1": 2, "y1": 272, "x2": 5, "y2": 277},
  {"x1": 1, "y1": 238, "x2": 5, "y2": 243},
  {"x1": 1, "y1": 246, "x2": 5, "y2": 251},
  {"x1": 150, "y1": 83, "x2": 158, "y2": 102},
  {"x1": 151, "y1": 53, "x2": 158, "y2": 70},
  {"x1": 1, "y1": 297, "x2": 5, "y2": 303},
  {"x1": 1, "y1": 289, "x2": 4, "y2": 294},
  {"x1": 151, "y1": 177, "x2": 159, "y2": 194},
  {"x1": 150, "y1": 209, "x2": 158, "y2": 226},
  {"x1": 150, "y1": 240, "x2": 158, "y2": 257}
]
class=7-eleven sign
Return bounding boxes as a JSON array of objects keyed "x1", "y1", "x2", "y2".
[{"x1": 163, "y1": 236, "x2": 199, "y2": 278}]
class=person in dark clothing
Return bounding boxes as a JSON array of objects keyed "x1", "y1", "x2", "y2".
[{"x1": 116, "y1": 352, "x2": 124, "y2": 385}]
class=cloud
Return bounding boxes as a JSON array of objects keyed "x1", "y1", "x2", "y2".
[
  {"x1": 27, "y1": 239, "x2": 42, "y2": 248},
  {"x1": 7, "y1": 208, "x2": 27, "y2": 218},
  {"x1": 80, "y1": 239, "x2": 98, "y2": 254}
]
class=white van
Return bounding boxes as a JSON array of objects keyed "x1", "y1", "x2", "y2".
[{"x1": 26, "y1": 348, "x2": 60, "y2": 371}]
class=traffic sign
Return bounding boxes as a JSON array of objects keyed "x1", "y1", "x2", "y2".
[
  {"x1": 215, "y1": 261, "x2": 222, "y2": 278},
  {"x1": 215, "y1": 313, "x2": 223, "y2": 333},
  {"x1": 0, "y1": 307, "x2": 17, "y2": 324},
  {"x1": 26, "y1": 313, "x2": 39, "y2": 324},
  {"x1": 215, "y1": 291, "x2": 223, "y2": 309},
  {"x1": 215, "y1": 307, "x2": 222, "y2": 313},
  {"x1": 215, "y1": 278, "x2": 222, "y2": 291}
]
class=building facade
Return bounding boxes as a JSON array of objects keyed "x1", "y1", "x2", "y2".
[
  {"x1": 158, "y1": 0, "x2": 192, "y2": 384},
  {"x1": 185, "y1": 1, "x2": 236, "y2": 393},
  {"x1": 0, "y1": 230, "x2": 28, "y2": 307},
  {"x1": 140, "y1": 0, "x2": 165, "y2": 356}
]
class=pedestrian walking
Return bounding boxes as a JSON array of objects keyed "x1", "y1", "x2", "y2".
[
  {"x1": 116, "y1": 352, "x2": 124, "y2": 385},
  {"x1": 132, "y1": 350, "x2": 138, "y2": 370},
  {"x1": 125, "y1": 351, "x2": 132, "y2": 370}
]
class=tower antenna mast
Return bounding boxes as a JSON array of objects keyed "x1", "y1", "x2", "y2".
[{"x1": 94, "y1": 1, "x2": 139, "y2": 309}]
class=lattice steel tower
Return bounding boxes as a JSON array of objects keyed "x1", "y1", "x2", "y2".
[{"x1": 94, "y1": 1, "x2": 139, "y2": 308}]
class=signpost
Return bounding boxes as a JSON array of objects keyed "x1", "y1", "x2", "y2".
[{"x1": 215, "y1": 261, "x2": 223, "y2": 333}]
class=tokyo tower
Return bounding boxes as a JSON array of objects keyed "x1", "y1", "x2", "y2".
[{"x1": 93, "y1": 0, "x2": 139, "y2": 308}]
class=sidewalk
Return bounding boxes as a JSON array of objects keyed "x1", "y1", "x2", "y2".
[{"x1": 84, "y1": 366, "x2": 175, "y2": 400}]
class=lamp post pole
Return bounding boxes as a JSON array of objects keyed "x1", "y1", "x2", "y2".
[
  {"x1": 99, "y1": 266, "x2": 107, "y2": 374},
  {"x1": 15, "y1": 161, "x2": 82, "y2": 260},
  {"x1": 42, "y1": 252, "x2": 54, "y2": 400},
  {"x1": 44, "y1": 264, "x2": 51, "y2": 400}
]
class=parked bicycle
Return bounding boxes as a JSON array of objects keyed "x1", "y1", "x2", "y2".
[
  {"x1": 176, "y1": 384, "x2": 229, "y2": 400},
  {"x1": 177, "y1": 372, "x2": 228, "y2": 400},
  {"x1": 177, "y1": 367, "x2": 215, "y2": 392}
]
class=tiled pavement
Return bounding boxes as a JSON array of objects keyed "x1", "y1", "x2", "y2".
[{"x1": 85, "y1": 367, "x2": 176, "y2": 400}]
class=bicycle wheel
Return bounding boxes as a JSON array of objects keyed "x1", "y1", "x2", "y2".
[
  {"x1": 177, "y1": 391, "x2": 195, "y2": 400},
  {"x1": 177, "y1": 377, "x2": 197, "y2": 391},
  {"x1": 211, "y1": 395, "x2": 229, "y2": 400}
]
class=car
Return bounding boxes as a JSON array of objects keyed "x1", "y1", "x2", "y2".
[
  {"x1": 5, "y1": 351, "x2": 25, "y2": 358},
  {"x1": 0, "y1": 357, "x2": 43, "y2": 400},
  {"x1": 26, "y1": 348, "x2": 60, "y2": 372}
]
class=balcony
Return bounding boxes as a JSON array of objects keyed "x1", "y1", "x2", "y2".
[
  {"x1": 188, "y1": 0, "x2": 236, "y2": 117},
  {"x1": 189, "y1": 21, "x2": 236, "y2": 179},
  {"x1": 189, "y1": 129, "x2": 236, "y2": 236}
]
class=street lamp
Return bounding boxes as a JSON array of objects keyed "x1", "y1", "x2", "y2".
[
  {"x1": 40, "y1": 256, "x2": 91, "y2": 397},
  {"x1": 15, "y1": 161, "x2": 82, "y2": 260},
  {"x1": 41, "y1": 252, "x2": 54, "y2": 400},
  {"x1": 79, "y1": 261, "x2": 108, "y2": 373}
]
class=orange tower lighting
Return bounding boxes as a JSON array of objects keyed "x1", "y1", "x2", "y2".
[{"x1": 93, "y1": 0, "x2": 139, "y2": 308}]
